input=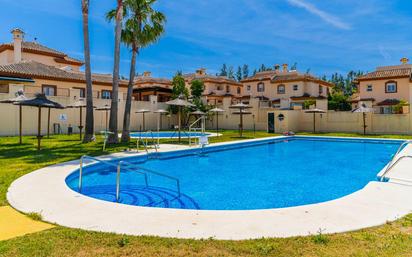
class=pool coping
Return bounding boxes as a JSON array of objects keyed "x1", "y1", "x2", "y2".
[{"x1": 7, "y1": 136, "x2": 412, "y2": 240}]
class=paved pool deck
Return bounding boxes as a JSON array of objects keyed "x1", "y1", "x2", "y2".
[{"x1": 7, "y1": 137, "x2": 412, "y2": 240}]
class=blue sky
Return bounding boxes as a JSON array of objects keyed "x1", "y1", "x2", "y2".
[{"x1": 0, "y1": 0, "x2": 411, "y2": 79}]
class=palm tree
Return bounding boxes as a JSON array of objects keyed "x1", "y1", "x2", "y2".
[
  {"x1": 81, "y1": 0, "x2": 94, "y2": 143},
  {"x1": 107, "y1": 0, "x2": 166, "y2": 143},
  {"x1": 107, "y1": 0, "x2": 124, "y2": 144}
]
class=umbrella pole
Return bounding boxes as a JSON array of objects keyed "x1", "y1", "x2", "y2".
[
  {"x1": 240, "y1": 111, "x2": 243, "y2": 137},
  {"x1": 105, "y1": 110, "x2": 108, "y2": 132},
  {"x1": 79, "y1": 107, "x2": 83, "y2": 141},
  {"x1": 47, "y1": 107, "x2": 51, "y2": 138},
  {"x1": 313, "y1": 113, "x2": 316, "y2": 133},
  {"x1": 157, "y1": 113, "x2": 160, "y2": 146},
  {"x1": 19, "y1": 105, "x2": 22, "y2": 144},
  {"x1": 363, "y1": 113, "x2": 366, "y2": 135},
  {"x1": 178, "y1": 107, "x2": 181, "y2": 143},
  {"x1": 143, "y1": 113, "x2": 145, "y2": 132},
  {"x1": 216, "y1": 113, "x2": 219, "y2": 137},
  {"x1": 37, "y1": 107, "x2": 42, "y2": 151}
]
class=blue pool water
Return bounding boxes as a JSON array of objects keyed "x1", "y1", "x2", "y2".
[
  {"x1": 130, "y1": 131, "x2": 212, "y2": 139},
  {"x1": 66, "y1": 137, "x2": 402, "y2": 210}
]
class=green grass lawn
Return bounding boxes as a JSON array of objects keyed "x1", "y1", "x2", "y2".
[{"x1": 1, "y1": 131, "x2": 412, "y2": 257}]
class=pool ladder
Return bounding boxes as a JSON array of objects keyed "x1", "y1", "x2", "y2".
[
  {"x1": 78, "y1": 155, "x2": 181, "y2": 202},
  {"x1": 188, "y1": 116, "x2": 206, "y2": 147},
  {"x1": 380, "y1": 140, "x2": 412, "y2": 182}
]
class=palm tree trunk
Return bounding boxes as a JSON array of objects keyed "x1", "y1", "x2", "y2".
[
  {"x1": 121, "y1": 46, "x2": 138, "y2": 143},
  {"x1": 82, "y1": 0, "x2": 94, "y2": 143},
  {"x1": 108, "y1": 0, "x2": 123, "y2": 144}
]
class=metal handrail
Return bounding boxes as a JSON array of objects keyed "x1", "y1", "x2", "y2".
[
  {"x1": 380, "y1": 155, "x2": 412, "y2": 182},
  {"x1": 120, "y1": 160, "x2": 181, "y2": 197},
  {"x1": 78, "y1": 155, "x2": 149, "y2": 199},
  {"x1": 380, "y1": 140, "x2": 412, "y2": 181}
]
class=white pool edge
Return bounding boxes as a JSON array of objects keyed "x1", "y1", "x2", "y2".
[{"x1": 7, "y1": 136, "x2": 412, "y2": 240}]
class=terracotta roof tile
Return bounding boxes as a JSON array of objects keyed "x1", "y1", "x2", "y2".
[
  {"x1": 242, "y1": 70, "x2": 333, "y2": 87},
  {"x1": 0, "y1": 41, "x2": 84, "y2": 64},
  {"x1": 183, "y1": 73, "x2": 242, "y2": 86},
  {"x1": 358, "y1": 65, "x2": 412, "y2": 81},
  {"x1": 0, "y1": 60, "x2": 127, "y2": 86}
]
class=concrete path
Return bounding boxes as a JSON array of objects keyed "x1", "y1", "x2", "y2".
[
  {"x1": 7, "y1": 137, "x2": 412, "y2": 240},
  {"x1": 0, "y1": 206, "x2": 54, "y2": 241}
]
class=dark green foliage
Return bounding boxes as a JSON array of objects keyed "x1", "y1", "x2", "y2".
[
  {"x1": 236, "y1": 66, "x2": 242, "y2": 81},
  {"x1": 171, "y1": 72, "x2": 188, "y2": 99},
  {"x1": 190, "y1": 79, "x2": 204, "y2": 99},
  {"x1": 228, "y1": 66, "x2": 235, "y2": 79},
  {"x1": 219, "y1": 64, "x2": 228, "y2": 76},
  {"x1": 326, "y1": 70, "x2": 364, "y2": 111},
  {"x1": 242, "y1": 64, "x2": 249, "y2": 79}
]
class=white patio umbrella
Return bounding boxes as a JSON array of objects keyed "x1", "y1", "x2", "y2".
[
  {"x1": 209, "y1": 107, "x2": 225, "y2": 136},
  {"x1": 230, "y1": 103, "x2": 252, "y2": 137},
  {"x1": 166, "y1": 95, "x2": 195, "y2": 143},
  {"x1": 67, "y1": 98, "x2": 88, "y2": 141},
  {"x1": 136, "y1": 109, "x2": 151, "y2": 132},
  {"x1": 352, "y1": 104, "x2": 374, "y2": 135},
  {"x1": 154, "y1": 109, "x2": 169, "y2": 145},
  {"x1": 305, "y1": 108, "x2": 326, "y2": 133}
]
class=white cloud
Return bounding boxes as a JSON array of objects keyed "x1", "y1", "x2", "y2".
[{"x1": 287, "y1": 0, "x2": 351, "y2": 30}]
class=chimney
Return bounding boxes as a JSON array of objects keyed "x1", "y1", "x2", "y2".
[
  {"x1": 11, "y1": 28, "x2": 24, "y2": 63},
  {"x1": 143, "y1": 71, "x2": 151, "y2": 77},
  {"x1": 196, "y1": 68, "x2": 206, "y2": 76},
  {"x1": 282, "y1": 63, "x2": 288, "y2": 72},
  {"x1": 400, "y1": 57, "x2": 409, "y2": 65},
  {"x1": 274, "y1": 64, "x2": 280, "y2": 71}
]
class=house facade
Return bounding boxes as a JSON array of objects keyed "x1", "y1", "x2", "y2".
[
  {"x1": 0, "y1": 28, "x2": 130, "y2": 101},
  {"x1": 353, "y1": 58, "x2": 412, "y2": 114},
  {"x1": 183, "y1": 68, "x2": 243, "y2": 105},
  {"x1": 241, "y1": 64, "x2": 332, "y2": 109},
  {"x1": 133, "y1": 71, "x2": 172, "y2": 102}
]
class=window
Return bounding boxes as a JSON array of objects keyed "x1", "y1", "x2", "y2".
[
  {"x1": 42, "y1": 85, "x2": 56, "y2": 96},
  {"x1": 226, "y1": 86, "x2": 230, "y2": 93},
  {"x1": 257, "y1": 82, "x2": 265, "y2": 92},
  {"x1": 0, "y1": 84, "x2": 9, "y2": 94},
  {"x1": 366, "y1": 84, "x2": 373, "y2": 92},
  {"x1": 385, "y1": 81, "x2": 397, "y2": 93},
  {"x1": 319, "y1": 86, "x2": 323, "y2": 94},
  {"x1": 237, "y1": 87, "x2": 241, "y2": 94},
  {"x1": 217, "y1": 85, "x2": 223, "y2": 91},
  {"x1": 74, "y1": 87, "x2": 86, "y2": 98},
  {"x1": 247, "y1": 85, "x2": 251, "y2": 91},
  {"x1": 277, "y1": 84, "x2": 285, "y2": 94},
  {"x1": 293, "y1": 85, "x2": 298, "y2": 91},
  {"x1": 101, "y1": 90, "x2": 112, "y2": 99}
]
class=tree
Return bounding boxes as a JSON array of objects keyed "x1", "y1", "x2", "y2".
[
  {"x1": 219, "y1": 64, "x2": 228, "y2": 76},
  {"x1": 228, "y1": 66, "x2": 235, "y2": 79},
  {"x1": 190, "y1": 79, "x2": 205, "y2": 110},
  {"x1": 107, "y1": 0, "x2": 124, "y2": 144},
  {"x1": 172, "y1": 72, "x2": 189, "y2": 99},
  {"x1": 107, "y1": 0, "x2": 166, "y2": 142},
  {"x1": 259, "y1": 64, "x2": 266, "y2": 72},
  {"x1": 327, "y1": 70, "x2": 364, "y2": 111},
  {"x1": 236, "y1": 66, "x2": 242, "y2": 81},
  {"x1": 81, "y1": 0, "x2": 94, "y2": 143},
  {"x1": 242, "y1": 64, "x2": 249, "y2": 79}
]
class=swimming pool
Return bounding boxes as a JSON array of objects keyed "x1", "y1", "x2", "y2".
[
  {"x1": 130, "y1": 131, "x2": 212, "y2": 139},
  {"x1": 66, "y1": 137, "x2": 402, "y2": 210}
]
